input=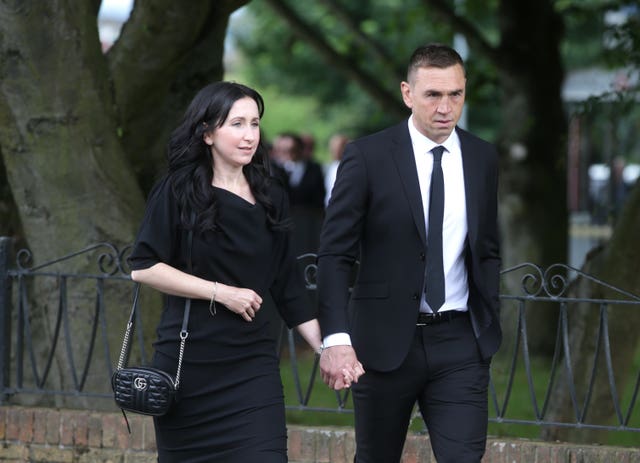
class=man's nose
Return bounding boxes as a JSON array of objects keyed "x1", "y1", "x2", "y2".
[{"x1": 437, "y1": 96, "x2": 451, "y2": 113}]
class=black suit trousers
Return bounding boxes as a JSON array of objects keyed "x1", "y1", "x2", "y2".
[{"x1": 351, "y1": 313, "x2": 490, "y2": 463}]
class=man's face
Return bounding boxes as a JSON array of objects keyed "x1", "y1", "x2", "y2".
[
  {"x1": 272, "y1": 136, "x2": 295, "y2": 163},
  {"x1": 400, "y1": 64, "x2": 466, "y2": 144}
]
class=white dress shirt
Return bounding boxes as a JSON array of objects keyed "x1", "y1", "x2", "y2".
[
  {"x1": 324, "y1": 160, "x2": 340, "y2": 207},
  {"x1": 407, "y1": 116, "x2": 469, "y2": 314},
  {"x1": 322, "y1": 117, "x2": 470, "y2": 349}
]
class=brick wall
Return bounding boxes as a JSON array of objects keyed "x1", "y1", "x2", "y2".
[
  {"x1": 1, "y1": 406, "x2": 639, "y2": 462},
  {"x1": 0, "y1": 406, "x2": 155, "y2": 462}
]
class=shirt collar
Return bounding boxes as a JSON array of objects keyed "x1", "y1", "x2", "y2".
[{"x1": 407, "y1": 115, "x2": 459, "y2": 155}]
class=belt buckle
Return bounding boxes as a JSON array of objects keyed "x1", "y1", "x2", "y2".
[{"x1": 417, "y1": 312, "x2": 438, "y2": 326}]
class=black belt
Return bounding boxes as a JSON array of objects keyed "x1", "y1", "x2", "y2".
[{"x1": 417, "y1": 310, "x2": 467, "y2": 326}]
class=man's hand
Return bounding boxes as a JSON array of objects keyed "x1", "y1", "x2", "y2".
[{"x1": 320, "y1": 345, "x2": 365, "y2": 390}]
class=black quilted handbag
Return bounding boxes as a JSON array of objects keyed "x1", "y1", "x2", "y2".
[
  {"x1": 111, "y1": 280, "x2": 190, "y2": 412},
  {"x1": 111, "y1": 364, "x2": 179, "y2": 416},
  {"x1": 112, "y1": 226, "x2": 193, "y2": 430}
]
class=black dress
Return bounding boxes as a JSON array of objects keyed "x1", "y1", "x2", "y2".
[{"x1": 129, "y1": 176, "x2": 315, "y2": 462}]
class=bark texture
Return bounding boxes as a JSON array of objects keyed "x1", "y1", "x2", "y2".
[
  {"x1": 542, "y1": 179, "x2": 640, "y2": 443},
  {"x1": 495, "y1": 0, "x2": 568, "y2": 354},
  {"x1": 0, "y1": 0, "x2": 247, "y2": 407}
]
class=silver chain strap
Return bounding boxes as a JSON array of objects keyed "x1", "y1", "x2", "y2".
[
  {"x1": 174, "y1": 330, "x2": 188, "y2": 388},
  {"x1": 117, "y1": 218, "x2": 194, "y2": 385},
  {"x1": 116, "y1": 321, "x2": 133, "y2": 371}
]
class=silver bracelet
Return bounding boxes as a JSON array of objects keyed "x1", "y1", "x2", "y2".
[
  {"x1": 209, "y1": 281, "x2": 217, "y2": 317},
  {"x1": 316, "y1": 343, "x2": 325, "y2": 356}
]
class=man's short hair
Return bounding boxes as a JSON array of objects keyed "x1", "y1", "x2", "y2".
[{"x1": 407, "y1": 43, "x2": 465, "y2": 82}]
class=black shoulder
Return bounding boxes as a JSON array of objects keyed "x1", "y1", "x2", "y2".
[
  {"x1": 351, "y1": 121, "x2": 408, "y2": 151},
  {"x1": 456, "y1": 126, "x2": 495, "y2": 150},
  {"x1": 146, "y1": 174, "x2": 173, "y2": 201}
]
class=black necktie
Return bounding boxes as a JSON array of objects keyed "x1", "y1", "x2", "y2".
[{"x1": 425, "y1": 146, "x2": 445, "y2": 311}]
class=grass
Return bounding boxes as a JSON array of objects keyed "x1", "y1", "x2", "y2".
[
  {"x1": 487, "y1": 346, "x2": 640, "y2": 446},
  {"x1": 280, "y1": 350, "x2": 355, "y2": 427}
]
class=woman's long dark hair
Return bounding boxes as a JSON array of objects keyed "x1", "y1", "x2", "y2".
[{"x1": 166, "y1": 82, "x2": 286, "y2": 232}]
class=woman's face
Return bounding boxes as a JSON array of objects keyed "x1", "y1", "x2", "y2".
[{"x1": 204, "y1": 97, "x2": 260, "y2": 168}]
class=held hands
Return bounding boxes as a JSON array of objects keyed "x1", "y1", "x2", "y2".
[{"x1": 320, "y1": 345, "x2": 365, "y2": 390}]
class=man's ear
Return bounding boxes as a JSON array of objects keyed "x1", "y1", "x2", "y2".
[{"x1": 400, "y1": 81, "x2": 413, "y2": 109}]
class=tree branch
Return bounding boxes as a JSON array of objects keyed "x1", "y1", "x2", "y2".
[
  {"x1": 108, "y1": 0, "x2": 214, "y2": 125},
  {"x1": 108, "y1": 0, "x2": 249, "y2": 125},
  {"x1": 420, "y1": 0, "x2": 503, "y2": 68},
  {"x1": 106, "y1": 0, "x2": 249, "y2": 193},
  {"x1": 263, "y1": 0, "x2": 407, "y2": 118},
  {"x1": 316, "y1": 0, "x2": 405, "y2": 80}
]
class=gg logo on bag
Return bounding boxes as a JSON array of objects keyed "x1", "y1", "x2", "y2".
[{"x1": 134, "y1": 376, "x2": 148, "y2": 391}]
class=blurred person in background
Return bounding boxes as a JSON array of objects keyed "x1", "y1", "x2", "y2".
[
  {"x1": 324, "y1": 133, "x2": 349, "y2": 207},
  {"x1": 272, "y1": 132, "x2": 325, "y2": 254}
]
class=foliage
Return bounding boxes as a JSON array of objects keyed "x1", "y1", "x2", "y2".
[
  {"x1": 558, "y1": 1, "x2": 640, "y2": 69},
  {"x1": 232, "y1": 0, "x2": 638, "y2": 145},
  {"x1": 232, "y1": 0, "x2": 454, "y2": 135},
  {"x1": 238, "y1": 0, "x2": 640, "y2": 445},
  {"x1": 566, "y1": 3, "x2": 640, "y2": 170},
  {"x1": 224, "y1": 73, "x2": 365, "y2": 162}
]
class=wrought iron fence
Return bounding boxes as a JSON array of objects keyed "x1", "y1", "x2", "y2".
[{"x1": 1, "y1": 237, "x2": 639, "y2": 433}]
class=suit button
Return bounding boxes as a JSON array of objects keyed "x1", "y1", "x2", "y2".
[
  {"x1": 412, "y1": 293, "x2": 419, "y2": 300},
  {"x1": 419, "y1": 252, "x2": 425, "y2": 261}
]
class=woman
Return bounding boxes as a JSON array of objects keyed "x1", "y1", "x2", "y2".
[{"x1": 128, "y1": 82, "x2": 326, "y2": 462}]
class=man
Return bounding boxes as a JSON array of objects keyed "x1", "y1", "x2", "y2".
[
  {"x1": 317, "y1": 43, "x2": 502, "y2": 462},
  {"x1": 271, "y1": 132, "x2": 326, "y2": 254},
  {"x1": 324, "y1": 133, "x2": 349, "y2": 207}
]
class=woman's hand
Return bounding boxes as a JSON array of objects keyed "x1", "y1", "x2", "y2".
[
  {"x1": 130, "y1": 265, "x2": 261, "y2": 322},
  {"x1": 218, "y1": 284, "x2": 263, "y2": 322},
  {"x1": 320, "y1": 345, "x2": 364, "y2": 390}
]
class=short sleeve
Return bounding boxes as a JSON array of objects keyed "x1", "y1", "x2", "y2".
[
  {"x1": 269, "y1": 184, "x2": 317, "y2": 327},
  {"x1": 128, "y1": 176, "x2": 180, "y2": 270}
]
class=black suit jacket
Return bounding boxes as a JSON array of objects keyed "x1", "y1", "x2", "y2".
[
  {"x1": 317, "y1": 121, "x2": 501, "y2": 372},
  {"x1": 288, "y1": 160, "x2": 326, "y2": 209}
]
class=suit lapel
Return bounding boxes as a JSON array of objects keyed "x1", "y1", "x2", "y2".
[
  {"x1": 458, "y1": 128, "x2": 479, "y2": 245},
  {"x1": 390, "y1": 123, "x2": 427, "y2": 245}
]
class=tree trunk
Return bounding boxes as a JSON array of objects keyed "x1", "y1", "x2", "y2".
[
  {"x1": 0, "y1": 0, "x2": 146, "y2": 407},
  {"x1": 0, "y1": 2, "x2": 145, "y2": 253},
  {"x1": 108, "y1": 0, "x2": 249, "y2": 195},
  {"x1": 496, "y1": 0, "x2": 567, "y2": 355},
  {"x1": 542, "y1": 181, "x2": 640, "y2": 443},
  {"x1": 0, "y1": 0, "x2": 247, "y2": 408}
]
